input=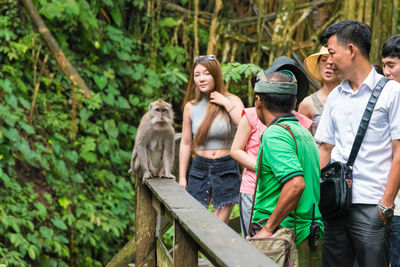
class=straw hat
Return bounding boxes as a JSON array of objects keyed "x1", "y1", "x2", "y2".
[
  {"x1": 304, "y1": 46, "x2": 329, "y2": 82},
  {"x1": 251, "y1": 56, "x2": 309, "y2": 104}
]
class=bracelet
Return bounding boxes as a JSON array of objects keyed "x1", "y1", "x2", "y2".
[{"x1": 227, "y1": 105, "x2": 235, "y2": 113}]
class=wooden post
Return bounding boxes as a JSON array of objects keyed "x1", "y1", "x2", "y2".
[
  {"x1": 173, "y1": 220, "x2": 198, "y2": 266},
  {"x1": 135, "y1": 177, "x2": 156, "y2": 266}
]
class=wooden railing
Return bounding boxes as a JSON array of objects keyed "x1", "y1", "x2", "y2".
[{"x1": 107, "y1": 177, "x2": 277, "y2": 266}]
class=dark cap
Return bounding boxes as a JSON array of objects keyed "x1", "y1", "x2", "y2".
[{"x1": 252, "y1": 57, "x2": 309, "y2": 104}]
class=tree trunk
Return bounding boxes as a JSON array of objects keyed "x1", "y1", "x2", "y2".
[
  {"x1": 369, "y1": 0, "x2": 398, "y2": 64},
  {"x1": 193, "y1": 0, "x2": 199, "y2": 58},
  {"x1": 207, "y1": 0, "x2": 223, "y2": 55},
  {"x1": 21, "y1": 0, "x2": 91, "y2": 98},
  {"x1": 269, "y1": 0, "x2": 296, "y2": 64}
]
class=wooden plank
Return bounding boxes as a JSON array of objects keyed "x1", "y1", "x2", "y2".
[
  {"x1": 105, "y1": 235, "x2": 135, "y2": 267},
  {"x1": 135, "y1": 177, "x2": 156, "y2": 266},
  {"x1": 156, "y1": 238, "x2": 173, "y2": 267},
  {"x1": 174, "y1": 220, "x2": 198, "y2": 266},
  {"x1": 146, "y1": 178, "x2": 277, "y2": 267}
]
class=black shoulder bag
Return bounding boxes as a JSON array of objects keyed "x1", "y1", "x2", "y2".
[{"x1": 319, "y1": 77, "x2": 389, "y2": 219}]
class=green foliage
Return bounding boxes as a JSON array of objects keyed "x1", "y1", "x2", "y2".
[
  {"x1": 0, "y1": 0, "x2": 187, "y2": 265},
  {"x1": 222, "y1": 63, "x2": 262, "y2": 83},
  {"x1": 0, "y1": 0, "x2": 259, "y2": 265}
]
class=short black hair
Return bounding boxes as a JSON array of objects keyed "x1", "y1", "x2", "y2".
[
  {"x1": 381, "y1": 34, "x2": 400, "y2": 59},
  {"x1": 256, "y1": 93, "x2": 296, "y2": 113},
  {"x1": 320, "y1": 20, "x2": 371, "y2": 59}
]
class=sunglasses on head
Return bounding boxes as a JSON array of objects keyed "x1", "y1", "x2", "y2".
[{"x1": 194, "y1": 54, "x2": 216, "y2": 63}]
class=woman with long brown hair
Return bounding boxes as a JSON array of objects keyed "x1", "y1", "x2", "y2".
[{"x1": 179, "y1": 55, "x2": 244, "y2": 223}]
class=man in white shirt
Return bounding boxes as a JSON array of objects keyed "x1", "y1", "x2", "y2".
[
  {"x1": 381, "y1": 34, "x2": 400, "y2": 267},
  {"x1": 315, "y1": 20, "x2": 400, "y2": 267}
]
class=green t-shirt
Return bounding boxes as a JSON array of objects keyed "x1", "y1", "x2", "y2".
[{"x1": 252, "y1": 114, "x2": 324, "y2": 245}]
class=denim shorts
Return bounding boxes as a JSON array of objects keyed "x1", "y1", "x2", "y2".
[{"x1": 187, "y1": 155, "x2": 240, "y2": 210}]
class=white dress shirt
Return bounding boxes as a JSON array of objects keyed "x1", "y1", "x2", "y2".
[{"x1": 315, "y1": 68, "x2": 400, "y2": 205}]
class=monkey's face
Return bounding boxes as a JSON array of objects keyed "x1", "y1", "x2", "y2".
[
  {"x1": 193, "y1": 64, "x2": 215, "y2": 94},
  {"x1": 150, "y1": 105, "x2": 172, "y2": 125}
]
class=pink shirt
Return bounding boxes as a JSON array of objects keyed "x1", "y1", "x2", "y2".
[{"x1": 239, "y1": 108, "x2": 313, "y2": 195}]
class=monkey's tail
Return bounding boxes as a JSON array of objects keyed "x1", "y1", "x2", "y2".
[{"x1": 128, "y1": 149, "x2": 138, "y2": 174}]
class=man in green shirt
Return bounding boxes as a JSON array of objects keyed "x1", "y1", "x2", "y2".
[{"x1": 252, "y1": 66, "x2": 323, "y2": 265}]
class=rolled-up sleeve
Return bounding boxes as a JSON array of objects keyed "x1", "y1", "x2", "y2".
[{"x1": 388, "y1": 81, "x2": 400, "y2": 140}]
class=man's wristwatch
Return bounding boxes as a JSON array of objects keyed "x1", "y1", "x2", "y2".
[{"x1": 378, "y1": 202, "x2": 395, "y2": 218}]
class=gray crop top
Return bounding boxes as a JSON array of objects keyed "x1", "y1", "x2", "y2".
[{"x1": 191, "y1": 96, "x2": 236, "y2": 150}]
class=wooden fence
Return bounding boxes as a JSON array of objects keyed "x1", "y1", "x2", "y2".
[{"x1": 107, "y1": 177, "x2": 277, "y2": 266}]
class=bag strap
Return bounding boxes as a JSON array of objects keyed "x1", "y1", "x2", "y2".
[
  {"x1": 248, "y1": 122, "x2": 299, "y2": 238},
  {"x1": 248, "y1": 148, "x2": 264, "y2": 236},
  {"x1": 311, "y1": 92, "x2": 324, "y2": 114},
  {"x1": 346, "y1": 77, "x2": 389, "y2": 168},
  {"x1": 276, "y1": 123, "x2": 298, "y2": 238}
]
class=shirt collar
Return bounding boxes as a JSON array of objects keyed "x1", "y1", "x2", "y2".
[
  {"x1": 338, "y1": 67, "x2": 383, "y2": 93},
  {"x1": 270, "y1": 113, "x2": 298, "y2": 126}
]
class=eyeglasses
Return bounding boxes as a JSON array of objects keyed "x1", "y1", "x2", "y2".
[{"x1": 194, "y1": 54, "x2": 216, "y2": 63}]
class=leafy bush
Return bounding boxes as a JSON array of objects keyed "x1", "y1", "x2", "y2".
[
  {"x1": 0, "y1": 1, "x2": 260, "y2": 265},
  {"x1": 0, "y1": 0, "x2": 189, "y2": 265}
]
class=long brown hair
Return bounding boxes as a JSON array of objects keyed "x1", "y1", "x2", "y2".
[{"x1": 183, "y1": 57, "x2": 231, "y2": 149}]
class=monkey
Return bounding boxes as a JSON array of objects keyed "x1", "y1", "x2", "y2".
[{"x1": 128, "y1": 98, "x2": 176, "y2": 183}]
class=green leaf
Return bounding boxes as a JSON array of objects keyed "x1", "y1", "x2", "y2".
[
  {"x1": 55, "y1": 159, "x2": 68, "y2": 179},
  {"x1": 58, "y1": 197, "x2": 72, "y2": 210},
  {"x1": 65, "y1": 150, "x2": 78, "y2": 163},
  {"x1": 116, "y1": 51, "x2": 131, "y2": 61},
  {"x1": 118, "y1": 122, "x2": 128, "y2": 134},
  {"x1": 41, "y1": 3, "x2": 63, "y2": 19},
  {"x1": 117, "y1": 96, "x2": 130, "y2": 109},
  {"x1": 2, "y1": 128, "x2": 19, "y2": 141},
  {"x1": 28, "y1": 246, "x2": 36, "y2": 260},
  {"x1": 9, "y1": 233, "x2": 16, "y2": 244},
  {"x1": 102, "y1": 93, "x2": 115, "y2": 106},
  {"x1": 55, "y1": 133, "x2": 68, "y2": 143},
  {"x1": 79, "y1": 108, "x2": 93, "y2": 121},
  {"x1": 0, "y1": 79, "x2": 13, "y2": 94},
  {"x1": 80, "y1": 137, "x2": 96, "y2": 152},
  {"x1": 18, "y1": 96, "x2": 30, "y2": 109},
  {"x1": 85, "y1": 93, "x2": 102, "y2": 110},
  {"x1": 111, "y1": 5, "x2": 123, "y2": 26},
  {"x1": 159, "y1": 17, "x2": 178, "y2": 27},
  {"x1": 104, "y1": 119, "x2": 119, "y2": 138},
  {"x1": 40, "y1": 226, "x2": 54, "y2": 241},
  {"x1": 43, "y1": 193, "x2": 53, "y2": 204},
  {"x1": 80, "y1": 151, "x2": 97, "y2": 163},
  {"x1": 18, "y1": 121, "x2": 35, "y2": 135},
  {"x1": 5, "y1": 95, "x2": 17, "y2": 108},
  {"x1": 34, "y1": 202, "x2": 47, "y2": 218},
  {"x1": 39, "y1": 157, "x2": 50, "y2": 170},
  {"x1": 110, "y1": 152, "x2": 122, "y2": 164},
  {"x1": 103, "y1": 0, "x2": 113, "y2": 6},
  {"x1": 51, "y1": 217, "x2": 68, "y2": 230},
  {"x1": 71, "y1": 173, "x2": 84, "y2": 183},
  {"x1": 106, "y1": 25, "x2": 123, "y2": 42},
  {"x1": 98, "y1": 142, "x2": 109, "y2": 155},
  {"x1": 93, "y1": 75, "x2": 107, "y2": 90}
]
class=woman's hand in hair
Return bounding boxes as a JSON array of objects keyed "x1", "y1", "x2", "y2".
[
  {"x1": 211, "y1": 92, "x2": 244, "y2": 124},
  {"x1": 210, "y1": 91, "x2": 230, "y2": 108}
]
